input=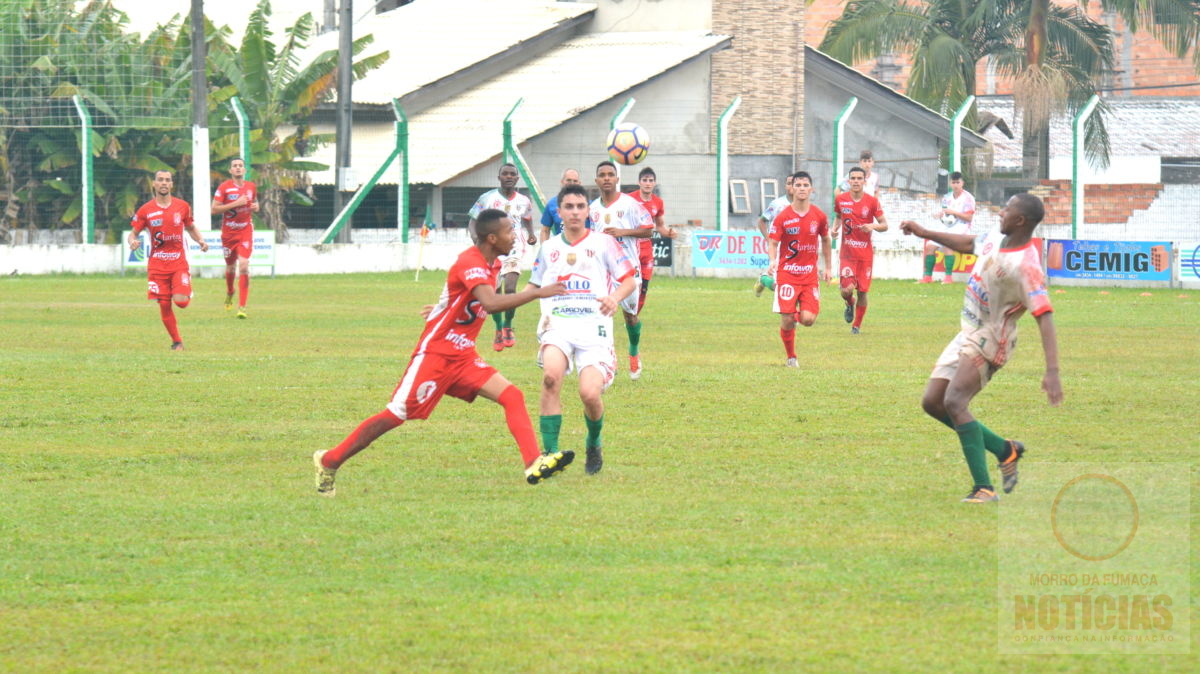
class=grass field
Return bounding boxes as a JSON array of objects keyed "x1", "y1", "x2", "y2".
[{"x1": 1, "y1": 272, "x2": 1196, "y2": 672}]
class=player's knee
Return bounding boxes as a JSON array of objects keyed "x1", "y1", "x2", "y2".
[
  {"x1": 541, "y1": 373, "x2": 561, "y2": 392},
  {"x1": 798, "y1": 313, "x2": 816, "y2": 327},
  {"x1": 173, "y1": 295, "x2": 190, "y2": 308},
  {"x1": 921, "y1": 394, "x2": 944, "y2": 418},
  {"x1": 579, "y1": 386, "x2": 602, "y2": 409}
]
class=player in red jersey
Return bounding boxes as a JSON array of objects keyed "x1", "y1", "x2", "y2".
[
  {"x1": 312, "y1": 209, "x2": 572, "y2": 496},
  {"x1": 834, "y1": 166, "x2": 890, "y2": 334},
  {"x1": 766, "y1": 171, "x2": 832, "y2": 367},
  {"x1": 211, "y1": 157, "x2": 259, "y2": 318},
  {"x1": 625, "y1": 166, "x2": 677, "y2": 314},
  {"x1": 128, "y1": 170, "x2": 208, "y2": 351}
]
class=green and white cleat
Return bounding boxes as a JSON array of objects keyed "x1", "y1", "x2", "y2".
[
  {"x1": 525, "y1": 450, "x2": 575, "y2": 485},
  {"x1": 313, "y1": 450, "x2": 337, "y2": 497}
]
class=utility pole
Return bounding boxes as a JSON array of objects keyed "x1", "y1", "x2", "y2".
[
  {"x1": 333, "y1": 0, "x2": 353, "y2": 242},
  {"x1": 322, "y1": 0, "x2": 337, "y2": 34},
  {"x1": 190, "y1": 0, "x2": 212, "y2": 230}
]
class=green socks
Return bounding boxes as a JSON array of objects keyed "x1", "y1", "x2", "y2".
[
  {"x1": 955, "y1": 420, "x2": 992, "y2": 488},
  {"x1": 940, "y1": 415, "x2": 1011, "y2": 459},
  {"x1": 943, "y1": 254, "x2": 956, "y2": 276},
  {"x1": 760, "y1": 274, "x2": 775, "y2": 291},
  {"x1": 625, "y1": 321, "x2": 642, "y2": 357},
  {"x1": 504, "y1": 308, "x2": 515, "y2": 329},
  {"x1": 539, "y1": 414, "x2": 562, "y2": 454},
  {"x1": 923, "y1": 254, "x2": 937, "y2": 277},
  {"x1": 585, "y1": 414, "x2": 603, "y2": 449}
]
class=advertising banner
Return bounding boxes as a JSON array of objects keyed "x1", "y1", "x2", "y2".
[
  {"x1": 123, "y1": 230, "x2": 276, "y2": 269},
  {"x1": 1046, "y1": 240, "x2": 1171, "y2": 282},
  {"x1": 690, "y1": 231, "x2": 769, "y2": 269}
]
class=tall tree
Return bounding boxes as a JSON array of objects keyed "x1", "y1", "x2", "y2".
[{"x1": 207, "y1": 0, "x2": 389, "y2": 238}]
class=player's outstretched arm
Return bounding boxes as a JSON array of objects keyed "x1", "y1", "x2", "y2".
[
  {"x1": 1035, "y1": 311, "x2": 1063, "y2": 407},
  {"x1": 473, "y1": 282, "x2": 564, "y2": 313},
  {"x1": 899, "y1": 220, "x2": 973, "y2": 254}
]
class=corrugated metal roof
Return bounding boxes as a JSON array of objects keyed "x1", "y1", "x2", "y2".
[
  {"x1": 977, "y1": 96, "x2": 1200, "y2": 169},
  {"x1": 298, "y1": 0, "x2": 596, "y2": 105},
  {"x1": 306, "y1": 31, "x2": 730, "y2": 186}
]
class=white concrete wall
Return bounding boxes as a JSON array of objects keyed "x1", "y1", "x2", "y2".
[{"x1": 1048, "y1": 154, "x2": 1161, "y2": 184}]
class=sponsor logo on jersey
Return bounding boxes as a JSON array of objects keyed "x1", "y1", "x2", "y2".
[
  {"x1": 444, "y1": 328, "x2": 476, "y2": 351},
  {"x1": 152, "y1": 251, "x2": 183, "y2": 261},
  {"x1": 463, "y1": 267, "x2": 490, "y2": 281},
  {"x1": 416, "y1": 381, "x2": 437, "y2": 404},
  {"x1": 150, "y1": 219, "x2": 163, "y2": 228},
  {"x1": 785, "y1": 226, "x2": 800, "y2": 235},
  {"x1": 552, "y1": 305, "x2": 596, "y2": 318},
  {"x1": 782, "y1": 263, "x2": 813, "y2": 275},
  {"x1": 555, "y1": 272, "x2": 592, "y2": 293}
]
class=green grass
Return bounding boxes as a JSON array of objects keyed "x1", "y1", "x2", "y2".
[{"x1": 1, "y1": 272, "x2": 1196, "y2": 672}]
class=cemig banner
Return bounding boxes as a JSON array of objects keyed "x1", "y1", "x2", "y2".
[
  {"x1": 691, "y1": 230, "x2": 770, "y2": 269},
  {"x1": 1046, "y1": 240, "x2": 1171, "y2": 282}
]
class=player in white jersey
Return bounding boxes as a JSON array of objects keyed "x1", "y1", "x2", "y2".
[
  {"x1": 529, "y1": 184, "x2": 638, "y2": 476},
  {"x1": 920, "y1": 171, "x2": 975, "y2": 284},
  {"x1": 754, "y1": 173, "x2": 795, "y2": 296},
  {"x1": 900, "y1": 193, "x2": 1062, "y2": 504},
  {"x1": 468, "y1": 163, "x2": 537, "y2": 351},
  {"x1": 590, "y1": 160, "x2": 654, "y2": 379}
]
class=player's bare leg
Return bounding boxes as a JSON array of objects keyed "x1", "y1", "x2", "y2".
[
  {"x1": 578, "y1": 365, "x2": 606, "y2": 474},
  {"x1": 623, "y1": 310, "x2": 642, "y2": 380}
]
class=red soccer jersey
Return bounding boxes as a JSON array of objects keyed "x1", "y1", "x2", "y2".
[
  {"x1": 214, "y1": 179, "x2": 257, "y2": 231},
  {"x1": 769, "y1": 204, "x2": 828, "y2": 285},
  {"x1": 413, "y1": 246, "x2": 498, "y2": 358},
  {"x1": 131, "y1": 197, "x2": 194, "y2": 273},
  {"x1": 626, "y1": 190, "x2": 664, "y2": 260},
  {"x1": 834, "y1": 191, "x2": 883, "y2": 261}
]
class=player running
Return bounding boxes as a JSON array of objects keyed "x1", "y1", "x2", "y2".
[
  {"x1": 128, "y1": 170, "x2": 208, "y2": 351},
  {"x1": 754, "y1": 173, "x2": 794, "y2": 296},
  {"x1": 312, "y1": 209, "x2": 571, "y2": 496},
  {"x1": 766, "y1": 171, "x2": 832, "y2": 368},
  {"x1": 530, "y1": 184, "x2": 638, "y2": 475},
  {"x1": 900, "y1": 193, "x2": 1062, "y2": 503},
  {"x1": 591, "y1": 161, "x2": 654, "y2": 380},
  {"x1": 625, "y1": 166, "x2": 677, "y2": 314},
  {"x1": 833, "y1": 166, "x2": 889, "y2": 334},
  {"x1": 211, "y1": 157, "x2": 259, "y2": 318},
  {"x1": 468, "y1": 163, "x2": 537, "y2": 351},
  {"x1": 921, "y1": 171, "x2": 975, "y2": 284}
]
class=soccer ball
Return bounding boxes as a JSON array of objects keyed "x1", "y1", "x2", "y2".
[{"x1": 606, "y1": 123, "x2": 650, "y2": 165}]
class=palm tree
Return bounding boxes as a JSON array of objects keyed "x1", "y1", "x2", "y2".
[
  {"x1": 207, "y1": 0, "x2": 389, "y2": 238},
  {"x1": 820, "y1": 0, "x2": 1116, "y2": 177}
]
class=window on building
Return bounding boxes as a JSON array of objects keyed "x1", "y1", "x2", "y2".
[{"x1": 728, "y1": 179, "x2": 751, "y2": 214}]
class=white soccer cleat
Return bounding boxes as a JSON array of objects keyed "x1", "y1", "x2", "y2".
[
  {"x1": 313, "y1": 450, "x2": 337, "y2": 497},
  {"x1": 784, "y1": 357, "x2": 798, "y2": 368},
  {"x1": 629, "y1": 355, "x2": 642, "y2": 380}
]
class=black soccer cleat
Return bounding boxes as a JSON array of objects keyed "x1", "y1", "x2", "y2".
[
  {"x1": 999, "y1": 441, "x2": 1025, "y2": 493},
  {"x1": 585, "y1": 444, "x2": 603, "y2": 475}
]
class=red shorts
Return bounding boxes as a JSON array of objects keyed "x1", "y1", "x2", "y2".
[
  {"x1": 222, "y1": 227, "x2": 254, "y2": 264},
  {"x1": 839, "y1": 256, "x2": 873, "y2": 293},
  {"x1": 385, "y1": 351, "x2": 497, "y2": 421},
  {"x1": 772, "y1": 281, "x2": 820, "y2": 317},
  {"x1": 146, "y1": 268, "x2": 192, "y2": 301}
]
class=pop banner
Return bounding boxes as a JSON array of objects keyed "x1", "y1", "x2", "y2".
[
  {"x1": 123, "y1": 230, "x2": 276, "y2": 269},
  {"x1": 1046, "y1": 240, "x2": 1171, "y2": 282},
  {"x1": 690, "y1": 230, "x2": 770, "y2": 269}
]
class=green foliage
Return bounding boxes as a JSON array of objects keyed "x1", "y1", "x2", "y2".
[{"x1": 0, "y1": 274, "x2": 1197, "y2": 669}]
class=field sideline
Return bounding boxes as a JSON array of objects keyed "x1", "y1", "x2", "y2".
[{"x1": 1, "y1": 272, "x2": 1196, "y2": 671}]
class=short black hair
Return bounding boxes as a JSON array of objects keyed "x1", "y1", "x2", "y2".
[
  {"x1": 860, "y1": 150, "x2": 873, "y2": 161},
  {"x1": 475, "y1": 208, "x2": 509, "y2": 240},
  {"x1": 499, "y1": 163, "x2": 518, "y2": 173},
  {"x1": 638, "y1": 166, "x2": 656, "y2": 180},
  {"x1": 154, "y1": 170, "x2": 173, "y2": 180},
  {"x1": 558, "y1": 183, "x2": 588, "y2": 204},
  {"x1": 1011, "y1": 193, "x2": 1045, "y2": 226},
  {"x1": 949, "y1": 171, "x2": 965, "y2": 181},
  {"x1": 848, "y1": 166, "x2": 866, "y2": 177},
  {"x1": 596, "y1": 160, "x2": 617, "y2": 175},
  {"x1": 790, "y1": 170, "x2": 812, "y2": 185},
  {"x1": 230, "y1": 157, "x2": 244, "y2": 165}
]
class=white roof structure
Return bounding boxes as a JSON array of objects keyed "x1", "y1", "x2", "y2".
[
  {"x1": 307, "y1": 31, "x2": 730, "y2": 185},
  {"x1": 296, "y1": 0, "x2": 597, "y2": 105}
]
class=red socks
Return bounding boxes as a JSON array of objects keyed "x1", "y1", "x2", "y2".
[
  {"x1": 780, "y1": 328, "x2": 796, "y2": 359},
  {"x1": 158, "y1": 301, "x2": 181, "y2": 342},
  {"x1": 238, "y1": 271, "x2": 250, "y2": 305},
  {"x1": 853, "y1": 304, "x2": 867, "y2": 328},
  {"x1": 225, "y1": 270, "x2": 235, "y2": 295},
  {"x1": 498, "y1": 385, "x2": 540, "y2": 466},
  {"x1": 323, "y1": 409, "x2": 404, "y2": 469}
]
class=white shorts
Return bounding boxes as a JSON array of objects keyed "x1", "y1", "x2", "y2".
[
  {"x1": 619, "y1": 269, "x2": 642, "y2": 316},
  {"x1": 498, "y1": 253, "x2": 521, "y2": 276},
  {"x1": 537, "y1": 322, "x2": 616, "y2": 391},
  {"x1": 931, "y1": 330, "x2": 1006, "y2": 386}
]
